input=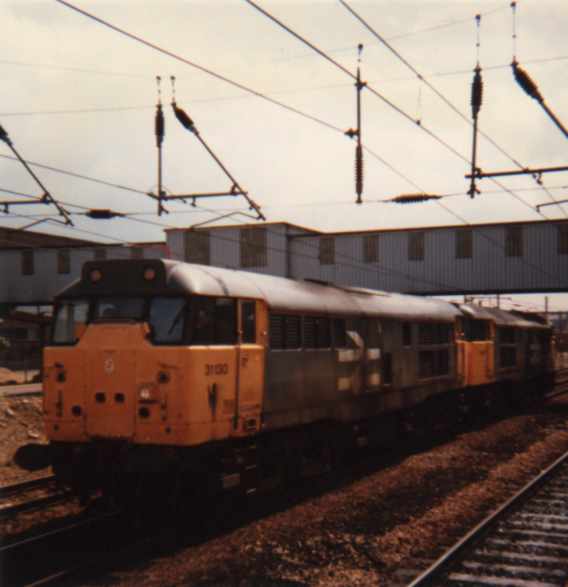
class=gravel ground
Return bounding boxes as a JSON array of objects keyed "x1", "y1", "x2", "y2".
[
  {"x1": 0, "y1": 394, "x2": 48, "y2": 486},
  {"x1": 0, "y1": 394, "x2": 85, "y2": 541},
  {"x1": 75, "y1": 395, "x2": 568, "y2": 587}
]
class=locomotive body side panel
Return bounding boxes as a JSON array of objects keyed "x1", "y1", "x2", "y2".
[{"x1": 44, "y1": 347, "x2": 89, "y2": 442}]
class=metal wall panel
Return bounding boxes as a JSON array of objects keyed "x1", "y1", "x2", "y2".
[
  {"x1": 166, "y1": 225, "x2": 305, "y2": 278},
  {"x1": 289, "y1": 222, "x2": 568, "y2": 295},
  {"x1": 0, "y1": 245, "x2": 167, "y2": 304},
  {"x1": 3, "y1": 221, "x2": 567, "y2": 305}
]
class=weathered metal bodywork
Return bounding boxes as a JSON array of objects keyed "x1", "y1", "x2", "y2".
[{"x1": 41, "y1": 259, "x2": 554, "y2": 497}]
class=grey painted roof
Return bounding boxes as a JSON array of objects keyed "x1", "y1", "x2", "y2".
[
  {"x1": 480, "y1": 306, "x2": 548, "y2": 329},
  {"x1": 165, "y1": 261, "x2": 461, "y2": 321},
  {"x1": 58, "y1": 260, "x2": 548, "y2": 327},
  {"x1": 457, "y1": 304, "x2": 549, "y2": 329},
  {"x1": 457, "y1": 303, "x2": 502, "y2": 321}
]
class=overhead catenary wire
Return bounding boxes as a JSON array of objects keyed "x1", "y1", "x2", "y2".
[
  {"x1": 277, "y1": 4, "x2": 507, "y2": 62},
  {"x1": 415, "y1": 55, "x2": 568, "y2": 81},
  {"x1": 54, "y1": 0, "x2": 344, "y2": 136},
  {"x1": 7, "y1": 3, "x2": 564, "y2": 290},
  {"x1": 40, "y1": 2, "x2": 568, "y2": 285},
  {"x1": 0, "y1": 186, "x2": 246, "y2": 233},
  {"x1": 244, "y1": 0, "x2": 475, "y2": 161},
  {"x1": 4, "y1": 56, "x2": 568, "y2": 118},
  {"x1": 51, "y1": 0, "x2": 447, "y2": 198},
  {"x1": 0, "y1": 154, "x2": 149, "y2": 196},
  {"x1": 510, "y1": 3, "x2": 568, "y2": 142},
  {"x1": 168, "y1": 85, "x2": 265, "y2": 220},
  {"x1": 243, "y1": 0, "x2": 554, "y2": 221},
  {"x1": 0, "y1": 106, "x2": 153, "y2": 117},
  {"x1": 240, "y1": 0, "x2": 566, "y2": 288},
  {"x1": 0, "y1": 214, "x2": 129, "y2": 244},
  {"x1": 6, "y1": 51, "x2": 568, "y2": 89},
  {"x1": 0, "y1": 59, "x2": 150, "y2": 79},
  {"x1": 0, "y1": 146, "x2": 474, "y2": 213},
  {"x1": 3, "y1": 192, "x2": 567, "y2": 293},
  {"x1": 0, "y1": 118, "x2": 558, "y2": 213},
  {"x1": 0, "y1": 189, "x2": 465, "y2": 292},
  {"x1": 0, "y1": 125, "x2": 73, "y2": 225},
  {"x1": 54, "y1": 0, "x2": 553, "y2": 216},
  {"x1": 338, "y1": 0, "x2": 568, "y2": 216},
  {"x1": 0, "y1": 206, "x2": 461, "y2": 292}
]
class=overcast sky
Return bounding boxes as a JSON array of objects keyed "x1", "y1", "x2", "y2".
[{"x1": 2, "y1": 1, "x2": 568, "y2": 309}]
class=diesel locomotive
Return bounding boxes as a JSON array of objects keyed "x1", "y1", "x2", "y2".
[{"x1": 40, "y1": 259, "x2": 554, "y2": 502}]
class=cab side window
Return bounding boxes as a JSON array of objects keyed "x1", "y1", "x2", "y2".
[
  {"x1": 149, "y1": 297, "x2": 186, "y2": 344},
  {"x1": 52, "y1": 299, "x2": 89, "y2": 344},
  {"x1": 216, "y1": 299, "x2": 236, "y2": 344},
  {"x1": 192, "y1": 297, "x2": 236, "y2": 345}
]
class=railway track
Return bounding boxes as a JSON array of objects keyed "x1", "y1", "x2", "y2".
[
  {"x1": 1, "y1": 371, "x2": 566, "y2": 586},
  {"x1": 407, "y1": 450, "x2": 568, "y2": 586},
  {"x1": 0, "y1": 475, "x2": 55, "y2": 499},
  {"x1": 0, "y1": 510, "x2": 121, "y2": 586},
  {"x1": 0, "y1": 475, "x2": 71, "y2": 520},
  {"x1": 0, "y1": 383, "x2": 43, "y2": 398},
  {"x1": 547, "y1": 367, "x2": 568, "y2": 399}
]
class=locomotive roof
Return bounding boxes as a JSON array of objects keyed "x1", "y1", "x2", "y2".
[
  {"x1": 457, "y1": 304, "x2": 549, "y2": 329},
  {"x1": 479, "y1": 306, "x2": 549, "y2": 329},
  {"x1": 169, "y1": 261, "x2": 463, "y2": 321},
  {"x1": 59, "y1": 260, "x2": 546, "y2": 328},
  {"x1": 56, "y1": 259, "x2": 459, "y2": 322}
]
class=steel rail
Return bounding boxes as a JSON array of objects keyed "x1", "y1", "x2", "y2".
[
  {"x1": 0, "y1": 475, "x2": 70, "y2": 522},
  {"x1": 0, "y1": 383, "x2": 43, "y2": 398},
  {"x1": 407, "y1": 449, "x2": 568, "y2": 586},
  {"x1": 0, "y1": 475, "x2": 55, "y2": 499},
  {"x1": 0, "y1": 510, "x2": 120, "y2": 586},
  {"x1": 0, "y1": 493, "x2": 70, "y2": 521}
]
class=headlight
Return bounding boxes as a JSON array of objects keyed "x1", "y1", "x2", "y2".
[{"x1": 139, "y1": 386, "x2": 152, "y2": 401}]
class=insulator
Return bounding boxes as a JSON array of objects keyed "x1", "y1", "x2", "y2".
[
  {"x1": 172, "y1": 103, "x2": 195, "y2": 133},
  {"x1": 470, "y1": 68, "x2": 483, "y2": 118},
  {"x1": 86, "y1": 209, "x2": 120, "y2": 219},
  {"x1": 392, "y1": 193, "x2": 441, "y2": 204},
  {"x1": 355, "y1": 144, "x2": 363, "y2": 198},
  {"x1": 512, "y1": 63, "x2": 543, "y2": 102},
  {"x1": 155, "y1": 104, "x2": 164, "y2": 147}
]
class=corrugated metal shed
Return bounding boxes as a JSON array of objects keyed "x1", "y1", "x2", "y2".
[
  {"x1": 0, "y1": 244, "x2": 167, "y2": 304},
  {"x1": 289, "y1": 220, "x2": 568, "y2": 295}
]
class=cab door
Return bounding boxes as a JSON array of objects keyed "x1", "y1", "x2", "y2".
[{"x1": 233, "y1": 300, "x2": 265, "y2": 436}]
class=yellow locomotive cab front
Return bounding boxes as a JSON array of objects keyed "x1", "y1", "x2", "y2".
[
  {"x1": 45, "y1": 297, "x2": 265, "y2": 447},
  {"x1": 42, "y1": 261, "x2": 267, "y2": 501}
]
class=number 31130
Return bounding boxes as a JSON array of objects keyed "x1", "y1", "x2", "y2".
[{"x1": 205, "y1": 363, "x2": 229, "y2": 376}]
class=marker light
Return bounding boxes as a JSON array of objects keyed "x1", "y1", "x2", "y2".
[
  {"x1": 143, "y1": 267, "x2": 157, "y2": 281},
  {"x1": 90, "y1": 269, "x2": 102, "y2": 283}
]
